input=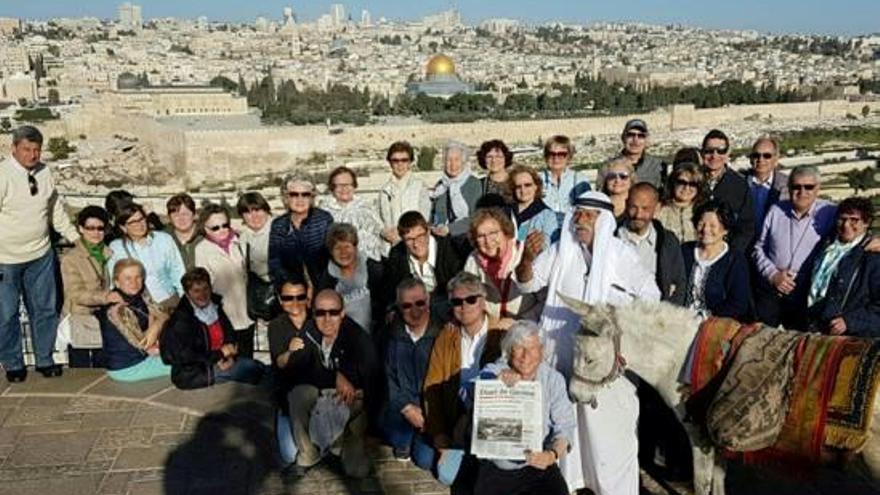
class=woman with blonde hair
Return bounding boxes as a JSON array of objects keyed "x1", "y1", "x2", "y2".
[{"x1": 599, "y1": 158, "x2": 636, "y2": 221}]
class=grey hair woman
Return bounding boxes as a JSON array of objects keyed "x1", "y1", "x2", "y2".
[{"x1": 431, "y1": 140, "x2": 482, "y2": 237}]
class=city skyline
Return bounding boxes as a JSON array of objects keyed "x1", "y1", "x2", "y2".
[{"x1": 1, "y1": 0, "x2": 879, "y2": 36}]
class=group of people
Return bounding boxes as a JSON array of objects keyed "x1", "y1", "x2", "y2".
[{"x1": 1, "y1": 120, "x2": 879, "y2": 495}]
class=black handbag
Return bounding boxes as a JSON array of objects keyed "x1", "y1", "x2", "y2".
[{"x1": 245, "y1": 243, "x2": 279, "y2": 321}]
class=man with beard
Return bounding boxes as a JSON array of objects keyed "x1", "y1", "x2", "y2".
[
  {"x1": 516, "y1": 190, "x2": 659, "y2": 495},
  {"x1": 616, "y1": 183, "x2": 686, "y2": 305}
]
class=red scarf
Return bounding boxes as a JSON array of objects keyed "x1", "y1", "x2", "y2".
[{"x1": 477, "y1": 238, "x2": 516, "y2": 291}]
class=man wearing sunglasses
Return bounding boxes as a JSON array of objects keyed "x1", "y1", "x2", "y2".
[
  {"x1": 423, "y1": 272, "x2": 506, "y2": 491},
  {"x1": 0, "y1": 125, "x2": 78, "y2": 382},
  {"x1": 700, "y1": 129, "x2": 756, "y2": 252},
  {"x1": 743, "y1": 136, "x2": 789, "y2": 229},
  {"x1": 383, "y1": 278, "x2": 443, "y2": 468},
  {"x1": 284, "y1": 289, "x2": 378, "y2": 479},
  {"x1": 607, "y1": 119, "x2": 667, "y2": 190},
  {"x1": 752, "y1": 165, "x2": 836, "y2": 329}
]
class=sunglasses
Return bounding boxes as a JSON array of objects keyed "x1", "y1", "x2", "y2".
[
  {"x1": 27, "y1": 174, "x2": 38, "y2": 196},
  {"x1": 206, "y1": 223, "x2": 231, "y2": 232},
  {"x1": 701, "y1": 147, "x2": 729, "y2": 156},
  {"x1": 546, "y1": 151, "x2": 569, "y2": 159},
  {"x1": 749, "y1": 152, "x2": 774, "y2": 161},
  {"x1": 81, "y1": 225, "x2": 106, "y2": 232},
  {"x1": 399, "y1": 299, "x2": 427, "y2": 310},
  {"x1": 790, "y1": 184, "x2": 817, "y2": 192},
  {"x1": 314, "y1": 308, "x2": 343, "y2": 317},
  {"x1": 287, "y1": 191, "x2": 313, "y2": 199},
  {"x1": 450, "y1": 295, "x2": 482, "y2": 307},
  {"x1": 675, "y1": 179, "x2": 700, "y2": 188},
  {"x1": 514, "y1": 182, "x2": 535, "y2": 190},
  {"x1": 625, "y1": 132, "x2": 647, "y2": 140},
  {"x1": 389, "y1": 158, "x2": 411, "y2": 164},
  {"x1": 606, "y1": 172, "x2": 630, "y2": 181},
  {"x1": 279, "y1": 294, "x2": 308, "y2": 302}
]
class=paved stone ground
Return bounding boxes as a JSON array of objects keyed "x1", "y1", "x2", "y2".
[{"x1": 0, "y1": 369, "x2": 875, "y2": 495}]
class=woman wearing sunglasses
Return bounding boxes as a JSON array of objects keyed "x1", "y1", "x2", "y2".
[
  {"x1": 599, "y1": 158, "x2": 636, "y2": 221},
  {"x1": 60, "y1": 206, "x2": 121, "y2": 365},
  {"x1": 193, "y1": 203, "x2": 254, "y2": 358},
  {"x1": 657, "y1": 162, "x2": 707, "y2": 244}
]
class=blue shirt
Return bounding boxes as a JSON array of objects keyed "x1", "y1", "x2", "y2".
[
  {"x1": 268, "y1": 208, "x2": 333, "y2": 286},
  {"x1": 478, "y1": 361, "x2": 575, "y2": 470},
  {"x1": 108, "y1": 231, "x2": 185, "y2": 302},
  {"x1": 541, "y1": 168, "x2": 591, "y2": 226}
]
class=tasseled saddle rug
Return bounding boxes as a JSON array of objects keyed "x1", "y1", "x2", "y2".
[{"x1": 685, "y1": 317, "x2": 880, "y2": 464}]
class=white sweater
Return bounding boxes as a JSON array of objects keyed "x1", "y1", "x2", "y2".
[
  {"x1": 0, "y1": 156, "x2": 78, "y2": 263},
  {"x1": 195, "y1": 237, "x2": 253, "y2": 330}
]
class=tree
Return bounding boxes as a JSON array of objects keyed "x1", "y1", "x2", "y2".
[
  {"x1": 46, "y1": 137, "x2": 75, "y2": 160},
  {"x1": 417, "y1": 146, "x2": 437, "y2": 171},
  {"x1": 0, "y1": 118, "x2": 11, "y2": 134},
  {"x1": 844, "y1": 168, "x2": 877, "y2": 194},
  {"x1": 209, "y1": 75, "x2": 238, "y2": 93},
  {"x1": 863, "y1": 105, "x2": 871, "y2": 118},
  {"x1": 47, "y1": 88, "x2": 60, "y2": 105}
]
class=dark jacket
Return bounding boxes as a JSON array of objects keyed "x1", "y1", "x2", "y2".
[
  {"x1": 99, "y1": 309, "x2": 148, "y2": 372},
  {"x1": 653, "y1": 220, "x2": 687, "y2": 306},
  {"x1": 267, "y1": 208, "x2": 333, "y2": 287},
  {"x1": 384, "y1": 234, "x2": 471, "y2": 309},
  {"x1": 385, "y1": 317, "x2": 443, "y2": 415},
  {"x1": 683, "y1": 242, "x2": 755, "y2": 322},
  {"x1": 292, "y1": 316, "x2": 379, "y2": 393},
  {"x1": 709, "y1": 167, "x2": 756, "y2": 252},
  {"x1": 808, "y1": 238, "x2": 880, "y2": 337},
  {"x1": 160, "y1": 295, "x2": 236, "y2": 390},
  {"x1": 315, "y1": 258, "x2": 386, "y2": 333},
  {"x1": 431, "y1": 175, "x2": 482, "y2": 236}
]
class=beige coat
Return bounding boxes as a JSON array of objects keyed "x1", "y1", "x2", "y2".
[
  {"x1": 60, "y1": 240, "x2": 112, "y2": 317},
  {"x1": 194, "y1": 237, "x2": 253, "y2": 330}
]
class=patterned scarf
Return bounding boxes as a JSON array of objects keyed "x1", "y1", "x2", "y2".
[{"x1": 808, "y1": 235, "x2": 864, "y2": 306}]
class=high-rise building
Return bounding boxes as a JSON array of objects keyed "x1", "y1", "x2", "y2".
[
  {"x1": 360, "y1": 9, "x2": 371, "y2": 27},
  {"x1": 118, "y1": 3, "x2": 142, "y2": 30},
  {"x1": 330, "y1": 4, "x2": 346, "y2": 26},
  {"x1": 283, "y1": 7, "x2": 294, "y2": 24}
]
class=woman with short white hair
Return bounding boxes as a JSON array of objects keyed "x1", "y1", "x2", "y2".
[
  {"x1": 431, "y1": 141, "x2": 482, "y2": 237},
  {"x1": 474, "y1": 320, "x2": 575, "y2": 495}
]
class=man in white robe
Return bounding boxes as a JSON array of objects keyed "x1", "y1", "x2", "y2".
[{"x1": 516, "y1": 191, "x2": 660, "y2": 495}]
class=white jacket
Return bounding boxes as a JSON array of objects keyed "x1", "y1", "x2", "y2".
[{"x1": 194, "y1": 237, "x2": 253, "y2": 330}]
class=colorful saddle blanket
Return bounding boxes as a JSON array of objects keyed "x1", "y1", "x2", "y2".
[{"x1": 688, "y1": 317, "x2": 880, "y2": 463}]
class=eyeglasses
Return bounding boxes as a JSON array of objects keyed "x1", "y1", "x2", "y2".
[
  {"x1": 790, "y1": 184, "x2": 817, "y2": 192},
  {"x1": 206, "y1": 223, "x2": 231, "y2": 232},
  {"x1": 125, "y1": 215, "x2": 147, "y2": 226},
  {"x1": 27, "y1": 174, "x2": 38, "y2": 196},
  {"x1": 606, "y1": 172, "x2": 630, "y2": 181},
  {"x1": 837, "y1": 216, "x2": 865, "y2": 225},
  {"x1": 389, "y1": 158, "x2": 411, "y2": 165},
  {"x1": 81, "y1": 225, "x2": 106, "y2": 232},
  {"x1": 546, "y1": 151, "x2": 569, "y2": 159},
  {"x1": 399, "y1": 299, "x2": 427, "y2": 310},
  {"x1": 749, "y1": 152, "x2": 775, "y2": 161},
  {"x1": 514, "y1": 182, "x2": 535, "y2": 190},
  {"x1": 624, "y1": 132, "x2": 647, "y2": 140},
  {"x1": 314, "y1": 308, "x2": 343, "y2": 317},
  {"x1": 475, "y1": 230, "x2": 501, "y2": 242},
  {"x1": 674, "y1": 179, "x2": 700, "y2": 188},
  {"x1": 279, "y1": 294, "x2": 308, "y2": 302},
  {"x1": 333, "y1": 182, "x2": 354, "y2": 189},
  {"x1": 701, "y1": 147, "x2": 729, "y2": 156},
  {"x1": 450, "y1": 294, "x2": 482, "y2": 307},
  {"x1": 287, "y1": 191, "x2": 313, "y2": 199}
]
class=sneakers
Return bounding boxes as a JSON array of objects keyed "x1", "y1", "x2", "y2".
[{"x1": 392, "y1": 447, "x2": 411, "y2": 462}]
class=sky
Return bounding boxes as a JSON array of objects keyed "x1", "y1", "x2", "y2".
[{"x1": 1, "y1": 0, "x2": 878, "y2": 36}]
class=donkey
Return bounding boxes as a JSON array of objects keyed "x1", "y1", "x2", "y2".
[{"x1": 560, "y1": 295, "x2": 880, "y2": 495}]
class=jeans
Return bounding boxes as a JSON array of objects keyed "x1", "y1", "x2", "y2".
[
  {"x1": 383, "y1": 406, "x2": 435, "y2": 471},
  {"x1": 213, "y1": 357, "x2": 264, "y2": 385},
  {"x1": 0, "y1": 249, "x2": 59, "y2": 370}
]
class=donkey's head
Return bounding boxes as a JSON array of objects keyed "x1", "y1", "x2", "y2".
[{"x1": 558, "y1": 293, "x2": 624, "y2": 408}]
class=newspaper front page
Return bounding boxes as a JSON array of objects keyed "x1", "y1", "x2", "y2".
[{"x1": 471, "y1": 379, "x2": 543, "y2": 460}]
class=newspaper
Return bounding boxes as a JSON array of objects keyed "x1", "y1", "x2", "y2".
[{"x1": 471, "y1": 379, "x2": 543, "y2": 460}]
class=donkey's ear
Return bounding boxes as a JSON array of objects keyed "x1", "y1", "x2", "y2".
[{"x1": 557, "y1": 292, "x2": 593, "y2": 317}]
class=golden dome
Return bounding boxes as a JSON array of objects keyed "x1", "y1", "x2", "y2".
[{"x1": 426, "y1": 54, "x2": 456, "y2": 76}]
